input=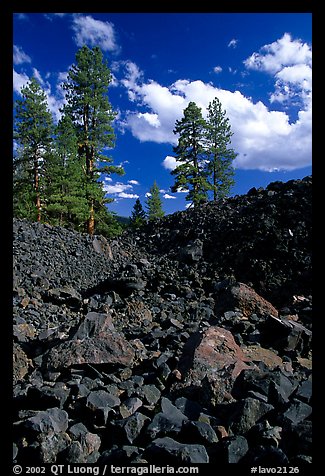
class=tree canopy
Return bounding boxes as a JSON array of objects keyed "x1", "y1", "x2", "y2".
[
  {"x1": 171, "y1": 98, "x2": 237, "y2": 207},
  {"x1": 13, "y1": 46, "x2": 124, "y2": 237}
]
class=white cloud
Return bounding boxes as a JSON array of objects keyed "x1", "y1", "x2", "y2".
[
  {"x1": 244, "y1": 34, "x2": 312, "y2": 107},
  {"x1": 13, "y1": 45, "x2": 31, "y2": 65},
  {"x1": 128, "y1": 180, "x2": 140, "y2": 185},
  {"x1": 228, "y1": 39, "x2": 238, "y2": 48},
  {"x1": 145, "y1": 192, "x2": 152, "y2": 198},
  {"x1": 244, "y1": 33, "x2": 312, "y2": 74},
  {"x1": 162, "y1": 156, "x2": 178, "y2": 171},
  {"x1": 137, "y1": 112, "x2": 160, "y2": 128},
  {"x1": 71, "y1": 15, "x2": 120, "y2": 53},
  {"x1": 118, "y1": 192, "x2": 139, "y2": 199},
  {"x1": 213, "y1": 66, "x2": 222, "y2": 74},
  {"x1": 163, "y1": 194, "x2": 176, "y2": 199},
  {"x1": 13, "y1": 69, "x2": 30, "y2": 94},
  {"x1": 103, "y1": 182, "x2": 132, "y2": 194},
  {"x1": 117, "y1": 33, "x2": 311, "y2": 172}
]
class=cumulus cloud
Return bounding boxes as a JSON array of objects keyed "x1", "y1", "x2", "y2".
[
  {"x1": 118, "y1": 192, "x2": 139, "y2": 199},
  {"x1": 163, "y1": 193, "x2": 176, "y2": 199},
  {"x1": 103, "y1": 181, "x2": 140, "y2": 200},
  {"x1": 103, "y1": 182, "x2": 132, "y2": 194},
  {"x1": 162, "y1": 156, "x2": 177, "y2": 171},
  {"x1": 117, "y1": 33, "x2": 311, "y2": 172},
  {"x1": 244, "y1": 33, "x2": 312, "y2": 108},
  {"x1": 13, "y1": 45, "x2": 31, "y2": 65},
  {"x1": 71, "y1": 15, "x2": 120, "y2": 53},
  {"x1": 244, "y1": 33, "x2": 312, "y2": 74}
]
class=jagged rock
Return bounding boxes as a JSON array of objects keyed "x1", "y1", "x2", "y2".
[
  {"x1": 294, "y1": 377, "x2": 312, "y2": 403},
  {"x1": 13, "y1": 343, "x2": 33, "y2": 384},
  {"x1": 98, "y1": 445, "x2": 142, "y2": 463},
  {"x1": 119, "y1": 397, "x2": 143, "y2": 418},
  {"x1": 173, "y1": 326, "x2": 252, "y2": 405},
  {"x1": 179, "y1": 239, "x2": 203, "y2": 263},
  {"x1": 44, "y1": 321, "x2": 135, "y2": 370},
  {"x1": 86, "y1": 390, "x2": 121, "y2": 425},
  {"x1": 23, "y1": 407, "x2": 69, "y2": 435},
  {"x1": 232, "y1": 368, "x2": 296, "y2": 402},
  {"x1": 213, "y1": 435, "x2": 249, "y2": 463},
  {"x1": 279, "y1": 401, "x2": 312, "y2": 426},
  {"x1": 111, "y1": 412, "x2": 150, "y2": 444},
  {"x1": 241, "y1": 345, "x2": 284, "y2": 370},
  {"x1": 135, "y1": 384, "x2": 161, "y2": 406},
  {"x1": 27, "y1": 383, "x2": 70, "y2": 409},
  {"x1": 215, "y1": 282, "x2": 279, "y2": 318},
  {"x1": 261, "y1": 315, "x2": 312, "y2": 355},
  {"x1": 145, "y1": 436, "x2": 209, "y2": 463},
  {"x1": 146, "y1": 397, "x2": 188, "y2": 439},
  {"x1": 12, "y1": 176, "x2": 312, "y2": 465},
  {"x1": 92, "y1": 235, "x2": 113, "y2": 259},
  {"x1": 228, "y1": 397, "x2": 274, "y2": 435},
  {"x1": 242, "y1": 445, "x2": 290, "y2": 464},
  {"x1": 46, "y1": 286, "x2": 82, "y2": 307},
  {"x1": 180, "y1": 420, "x2": 219, "y2": 445}
]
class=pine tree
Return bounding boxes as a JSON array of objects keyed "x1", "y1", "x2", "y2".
[
  {"x1": 171, "y1": 102, "x2": 210, "y2": 207},
  {"x1": 62, "y1": 45, "x2": 124, "y2": 234},
  {"x1": 146, "y1": 181, "x2": 164, "y2": 221},
  {"x1": 44, "y1": 113, "x2": 89, "y2": 229},
  {"x1": 204, "y1": 98, "x2": 236, "y2": 201},
  {"x1": 130, "y1": 198, "x2": 146, "y2": 228},
  {"x1": 13, "y1": 77, "x2": 53, "y2": 221}
]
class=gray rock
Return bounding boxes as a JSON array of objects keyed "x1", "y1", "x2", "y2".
[
  {"x1": 228, "y1": 397, "x2": 274, "y2": 435},
  {"x1": 112, "y1": 412, "x2": 149, "y2": 444},
  {"x1": 24, "y1": 407, "x2": 69, "y2": 435},
  {"x1": 145, "y1": 436, "x2": 209, "y2": 463}
]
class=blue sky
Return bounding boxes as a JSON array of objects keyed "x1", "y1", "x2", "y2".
[{"x1": 13, "y1": 12, "x2": 312, "y2": 217}]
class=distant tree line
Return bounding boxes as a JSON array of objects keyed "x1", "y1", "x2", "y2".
[
  {"x1": 129, "y1": 180, "x2": 164, "y2": 228},
  {"x1": 14, "y1": 45, "x2": 237, "y2": 236}
]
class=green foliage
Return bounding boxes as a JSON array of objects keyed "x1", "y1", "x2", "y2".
[
  {"x1": 171, "y1": 102, "x2": 211, "y2": 207},
  {"x1": 62, "y1": 45, "x2": 124, "y2": 234},
  {"x1": 13, "y1": 46, "x2": 126, "y2": 238},
  {"x1": 43, "y1": 114, "x2": 89, "y2": 229},
  {"x1": 171, "y1": 98, "x2": 237, "y2": 206},
  {"x1": 130, "y1": 198, "x2": 146, "y2": 228},
  {"x1": 13, "y1": 77, "x2": 54, "y2": 221},
  {"x1": 146, "y1": 181, "x2": 165, "y2": 221},
  {"x1": 204, "y1": 98, "x2": 236, "y2": 200}
]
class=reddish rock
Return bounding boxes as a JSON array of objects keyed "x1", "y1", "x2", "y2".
[
  {"x1": 216, "y1": 282, "x2": 279, "y2": 318},
  {"x1": 174, "y1": 326, "x2": 254, "y2": 405},
  {"x1": 45, "y1": 334, "x2": 135, "y2": 370},
  {"x1": 242, "y1": 345, "x2": 284, "y2": 370},
  {"x1": 13, "y1": 342, "x2": 33, "y2": 384},
  {"x1": 45, "y1": 312, "x2": 135, "y2": 370}
]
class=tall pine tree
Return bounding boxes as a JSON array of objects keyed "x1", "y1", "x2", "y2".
[
  {"x1": 146, "y1": 181, "x2": 164, "y2": 221},
  {"x1": 171, "y1": 102, "x2": 210, "y2": 207},
  {"x1": 13, "y1": 77, "x2": 53, "y2": 222},
  {"x1": 204, "y1": 98, "x2": 236, "y2": 201},
  {"x1": 44, "y1": 113, "x2": 88, "y2": 229},
  {"x1": 62, "y1": 45, "x2": 124, "y2": 234}
]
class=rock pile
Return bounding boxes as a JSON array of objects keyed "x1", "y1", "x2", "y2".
[{"x1": 13, "y1": 176, "x2": 312, "y2": 464}]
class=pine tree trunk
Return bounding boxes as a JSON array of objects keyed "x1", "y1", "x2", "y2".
[
  {"x1": 87, "y1": 201, "x2": 95, "y2": 235},
  {"x1": 213, "y1": 161, "x2": 217, "y2": 201},
  {"x1": 34, "y1": 156, "x2": 41, "y2": 222}
]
